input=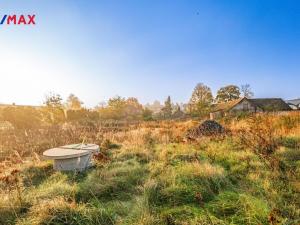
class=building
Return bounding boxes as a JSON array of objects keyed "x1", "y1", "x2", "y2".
[
  {"x1": 286, "y1": 99, "x2": 300, "y2": 110},
  {"x1": 210, "y1": 97, "x2": 291, "y2": 119}
]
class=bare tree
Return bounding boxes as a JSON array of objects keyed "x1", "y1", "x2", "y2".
[{"x1": 241, "y1": 84, "x2": 254, "y2": 98}]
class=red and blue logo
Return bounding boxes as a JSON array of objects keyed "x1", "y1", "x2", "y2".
[{"x1": 0, "y1": 15, "x2": 35, "y2": 25}]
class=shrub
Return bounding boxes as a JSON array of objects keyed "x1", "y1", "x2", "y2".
[{"x1": 237, "y1": 115, "x2": 279, "y2": 160}]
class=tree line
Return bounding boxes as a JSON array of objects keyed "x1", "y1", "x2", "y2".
[
  {"x1": 0, "y1": 83, "x2": 253, "y2": 128},
  {"x1": 186, "y1": 83, "x2": 253, "y2": 117}
]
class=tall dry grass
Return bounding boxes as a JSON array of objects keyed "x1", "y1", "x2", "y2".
[{"x1": 0, "y1": 111, "x2": 299, "y2": 224}]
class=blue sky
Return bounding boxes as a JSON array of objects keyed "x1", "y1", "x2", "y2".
[{"x1": 0, "y1": 0, "x2": 299, "y2": 107}]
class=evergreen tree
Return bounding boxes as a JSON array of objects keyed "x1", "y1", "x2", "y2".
[{"x1": 161, "y1": 96, "x2": 173, "y2": 119}]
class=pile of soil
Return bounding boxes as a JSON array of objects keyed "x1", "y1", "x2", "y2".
[{"x1": 185, "y1": 120, "x2": 225, "y2": 140}]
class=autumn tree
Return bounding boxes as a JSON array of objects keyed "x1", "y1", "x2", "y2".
[
  {"x1": 216, "y1": 85, "x2": 241, "y2": 103},
  {"x1": 124, "y1": 97, "x2": 143, "y2": 120},
  {"x1": 97, "y1": 96, "x2": 144, "y2": 120},
  {"x1": 188, "y1": 83, "x2": 213, "y2": 116},
  {"x1": 240, "y1": 84, "x2": 254, "y2": 98},
  {"x1": 66, "y1": 94, "x2": 83, "y2": 110},
  {"x1": 100, "y1": 96, "x2": 126, "y2": 120},
  {"x1": 108, "y1": 96, "x2": 126, "y2": 110}
]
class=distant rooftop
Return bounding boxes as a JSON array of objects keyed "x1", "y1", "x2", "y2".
[
  {"x1": 286, "y1": 99, "x2": 300, "y2": 106},
  {"x1": 212, "y1": 97, "x2": 291, "y2": 112}
]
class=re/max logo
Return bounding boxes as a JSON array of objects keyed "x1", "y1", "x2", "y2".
[{"x1": 0, "y1": 15, "x2": 36, "y2": 25}]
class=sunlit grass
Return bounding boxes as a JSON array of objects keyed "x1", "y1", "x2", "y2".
[{"x1": 0, "y1": 112, "x2": 299, "y2": 224}]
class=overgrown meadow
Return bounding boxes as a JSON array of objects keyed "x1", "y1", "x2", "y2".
[{"x1": 0, "y1": 112, "x2": 299, "y2": 225}]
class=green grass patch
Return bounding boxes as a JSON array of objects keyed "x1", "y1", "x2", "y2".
[{"x1": 77, "y1": 158, "x2": 148, "y2": 202}]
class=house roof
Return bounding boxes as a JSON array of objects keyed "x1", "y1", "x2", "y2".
[
  {"x1": 211, "y1": 98, "x2": 245, "y2": 112},
  {"x1": 286, "y1": 99, "x2": 300, "y2": 106},
  {"x1": 248, "y1": 98, "x2": 291, "y2": 111},
  {"x1": 212, "y1": 97, "x2": 291, "y2": 112}
]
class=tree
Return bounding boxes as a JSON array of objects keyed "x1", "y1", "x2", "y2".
[
  {"x1": 97, "y1": 96, "x2": 144, "y2": 121},
  {"x1": 161, "y1": 96, "x2": 173, "y2": 119},
  {"x1": 188, "y1": 83, "x2": 213, "y2": 116},
  {"x1": 108, "y1": 96, "x2": 126, "y2": 109},
  {"x1": 142, "y1": 108, "x2": 153, "y2": 121},
  {"x1": 66, "y1": 94, "x2": 83, "y2": 110},
  {"x1": 241, "y1": 84, "x2": 254, "y2": 98},
  {"x1": 172, "y1": 103, "x2": 185, "y2": 119},
  {"x1": 126, "y1": 97, "x2": 143, "y2": 111},
  {"x1": 216, "y1": 85, "x2": 241, "y2": 103},
  {"x1": 144, "y1": 100, "x2": 163, "y2": 113},
  {"x1": 43, "y1": 92, "x2": 65, "y2": 124},
  {"x1": 102, "y1": 96, "x2": 127, "y2": 120},
  {"x1": 44, "y1": 92, "x2": 63, "y2": 108},
  {"x1": 124, "y1": 97, "x2": 143, "y2": 120}
]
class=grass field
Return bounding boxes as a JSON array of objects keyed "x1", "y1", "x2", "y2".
[{"x1": 0, "y1": 112, "x2": 299, "y2": 225}]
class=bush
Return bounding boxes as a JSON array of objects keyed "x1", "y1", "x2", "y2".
[{"x1": 238, "y1": 115, "x2": 278, "y2": 159}]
